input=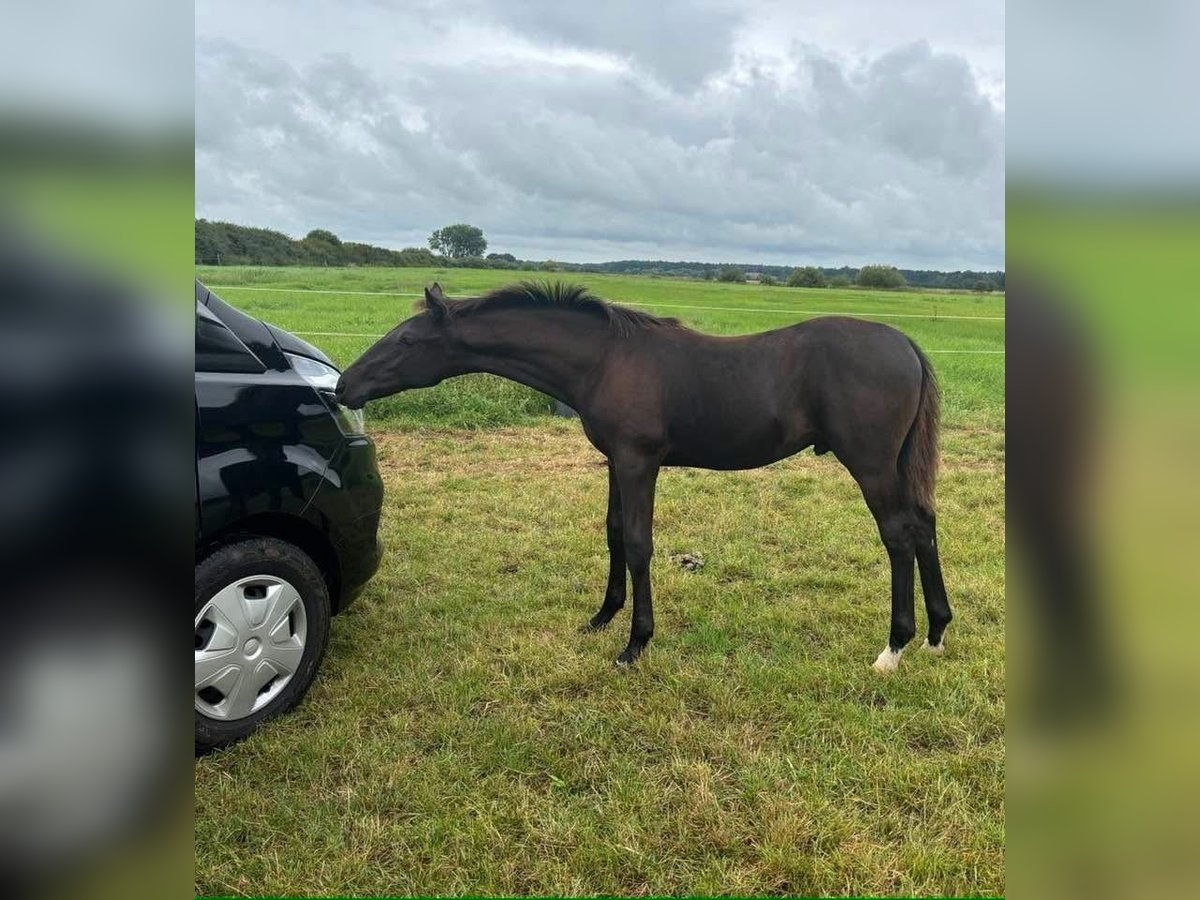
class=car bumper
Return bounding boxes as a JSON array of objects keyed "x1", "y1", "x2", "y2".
[
  {"x1": 318, "y1": 434, "x2": 385, "y2": 612},
  {"x1": 335, "y1": 513, "x2": 384, "y2": 610}
]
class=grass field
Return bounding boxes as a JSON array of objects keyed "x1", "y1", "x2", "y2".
[
  {"x1": 196, "y1": 266, "x2": 1004, "y2": 430},
  {"x1": 194, "y1": 267, "x2": 1004, "y2": 897}
]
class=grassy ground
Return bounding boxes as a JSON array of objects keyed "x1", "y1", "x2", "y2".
[
  {"x1": 195, "y1": 266, "x2": 1004, "y2": 430},
  {"x1": 194, "y1": 267, "x2": 1004, "y2": 897}
]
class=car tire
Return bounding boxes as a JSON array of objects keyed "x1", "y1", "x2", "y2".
[{"x1": 195, "y1": 537, "x2": 330, "y2": 753}]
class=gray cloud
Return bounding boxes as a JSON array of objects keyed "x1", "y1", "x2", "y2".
[
  {"x1": 195, "y1": 2, "x2": 1004, "y2": 269},
  {"x1": 476, "y1": 1, "x2": 747, "y2": 91}
]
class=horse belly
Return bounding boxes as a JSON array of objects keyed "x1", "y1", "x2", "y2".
[{"x1": 664, "y1": 409, "x2": 810, "y2": 470}]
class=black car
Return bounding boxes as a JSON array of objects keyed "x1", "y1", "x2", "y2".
[{"x1": 195, "y1": 280, "x2": 383, "y2": 751}]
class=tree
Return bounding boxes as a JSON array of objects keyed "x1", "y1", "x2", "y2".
[
  {"x1": 972, "y1": 279, "x2": 992, "y2": 293},
  {"x1": 856, "y1": 264, "x2": 907, "y2": 289},
  {"x1": 429, "y1": 223, "x2": 487, "y2": 258},
  {"x1": 540, "y1": 259, "x2": 560, "y2": 272},
  {"x1": 760, "y1": 274, "x2": 778, "y2": 286},
  {"x1": 717, "y1": 265, "x2": 745, "y2": 283},
  {"x1": 787, "y1": 266, "x2": 826, "y2": 288},
  {"x1": 828, "y1": 274, "x2": 852, "y2": 288},
  {"x1": 304, "y1": 229, "x2": 341, "y2": 246},
  {"x1": 487, "y1": 252, "x2": 517, "y2": 262},
  {"x1": 300, "y1": 228, "x2": 344, "y2": 265}
]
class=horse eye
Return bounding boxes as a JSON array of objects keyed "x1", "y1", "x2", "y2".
[{"x1": 397, "y1": 334, "x2": 414, "y2": 346}]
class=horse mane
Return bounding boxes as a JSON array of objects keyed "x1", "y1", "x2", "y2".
[{"x1": 431, "y1": 281, "x2": 681, "y2": 337}]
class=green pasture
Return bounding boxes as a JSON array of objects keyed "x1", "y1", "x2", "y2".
[
  {"x1": 195, "y1": 266, "x2": 1004, "y2": 430},
  {"x1": 194, "y1": 266, "x2": 1004, "y2": 897}
]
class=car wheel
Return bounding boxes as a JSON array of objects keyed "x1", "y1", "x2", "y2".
[{"x1": 195, "y1": 537, "x2": 330, "y2": 753}]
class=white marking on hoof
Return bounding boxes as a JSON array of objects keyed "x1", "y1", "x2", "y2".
[
  {"x1": 922, "y1": 638, "x2": 946, "y2": 656},
  {"x1": 872, "y1": 646, "x2": 903, "y2": 674}
]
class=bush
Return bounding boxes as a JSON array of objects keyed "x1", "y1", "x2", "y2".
[
  {"x1": 717, "y1": 266, "x2": 745, "y2": 283},
  {"x1": 828, "y1": 274, "x2": 852, "y2": 288},
  {"x1": 856, "y1": 265, "x2": 907, "y2": 289},
  {"x1": 396, "y1": 247, "x2": 437, "y2": 266},
  {"x1": 540, "y1": 259, "x2": 560, "y2": 272},
  {"x1": 759, "y1": 274, "x2": 778, "y2": 286},
  {"x1": 787, "y1": 266, "x2": 826, "y2": 288}
]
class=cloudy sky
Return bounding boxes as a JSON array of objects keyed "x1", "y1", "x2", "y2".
[{"x1": 195, "y1": 1, "x2": 1004, "y2": 270}]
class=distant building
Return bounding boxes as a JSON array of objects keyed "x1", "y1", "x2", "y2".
[{"x1": 745, "y1": 271, "x2": 762, "y2": 284}]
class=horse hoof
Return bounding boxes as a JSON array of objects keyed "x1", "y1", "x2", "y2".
[
  {"x1": 614, "y1": 648, "x2": 642, "y2": 667},
  {"x1": 922, "y1": 638, "x2": 946, "y2": 656},
  {"x1": 579, "y1": 620, "x2": 606, "y2": 634},
  {"x1": 872, "y1": 646, "x2": 903, "y2": 675}
]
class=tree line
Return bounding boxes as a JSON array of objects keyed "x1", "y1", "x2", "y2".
[
  {"x1": 628, "y1": 260, "x2": 1001, "y2": 291},
  {"x1": 196, "y1": 219, "x2": 1004, "y2": 291},
  {"x1": 195, "y1": 220, "x2": 441, "y2": 268}
]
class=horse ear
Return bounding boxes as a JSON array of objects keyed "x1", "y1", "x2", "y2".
[{"x1": 424, "y1": 283, "x2": 448, "y2": 320}]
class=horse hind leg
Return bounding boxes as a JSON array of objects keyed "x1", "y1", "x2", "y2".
[
  {"x1": 857, "y1": 471, "x2": 918, "y2": 675},
  {"x1": 913, "y1": 506, "x2": 953, "y2": 653}
]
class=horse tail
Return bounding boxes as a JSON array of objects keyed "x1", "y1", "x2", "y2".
[{"x1": 899, "y1": 338, "x2": 940, "y2": 513}]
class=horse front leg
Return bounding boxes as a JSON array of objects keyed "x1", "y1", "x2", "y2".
[
  {"x1": 612, "y1": 454, "x2": 660, "y2": 666},
  {"x1": 582, "y1": 461, "x2": 626, "y2": 631}
]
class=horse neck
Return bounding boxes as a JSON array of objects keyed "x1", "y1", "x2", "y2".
[{"x1": 452, "y1": 307, "x2": 612, "y2": 407}]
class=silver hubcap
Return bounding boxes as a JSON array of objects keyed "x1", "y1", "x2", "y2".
[{"x1": 194, "y1": 575, "x2": 308, "y2": 721}]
